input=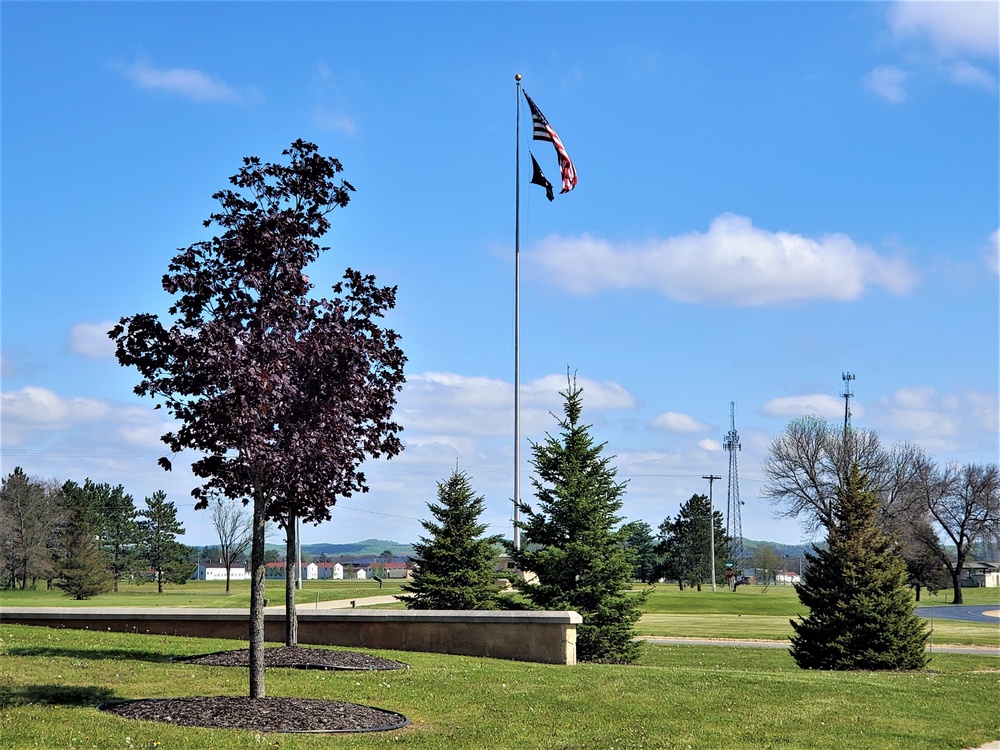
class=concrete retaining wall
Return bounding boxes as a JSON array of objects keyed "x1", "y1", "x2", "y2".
[{"x1": 0, "y1": 608, "x2": 582, "y2": 665}]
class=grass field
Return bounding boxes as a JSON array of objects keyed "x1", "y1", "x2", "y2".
[
  {"x1": 636, "y1": 584, "x2": 1000, "y2": 647},
  {"x1": 0, "y1": 579, "x2": 407, "y2": 609},
  {"x1": 0, "y1": 624, "x2": 997, "y2": 749},
  {"x1": 3, "y1": 579, "x2": 998, "y2": 647}
]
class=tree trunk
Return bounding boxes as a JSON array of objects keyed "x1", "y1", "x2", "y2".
[
  {"x1": 285, "y1": 513, "x2": 298, "y2": 647},
  {"x1": 225, "y1": 565, "x2": 231, "y2": 594},
  {"x1": 249, "y1": 492, "x2": 268, "y2": 698},
  {"x1": 951, "y1": 551, "x2": 965, "y2": 605}
]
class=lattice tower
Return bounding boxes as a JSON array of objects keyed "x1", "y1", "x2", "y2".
[
  {"x1": 841, "y1": 371, "x2": 856, "y2": 431},
  {"x1": 723, "y1": 401, "x2": 745, "y2": 573}
]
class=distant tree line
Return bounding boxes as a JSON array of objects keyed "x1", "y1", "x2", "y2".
[
  {"x1": 0, "y1": 467, "x2": 190, "y2": 598},
  {"x1": 763, "y1": 416, "x2": 999, "y2": 604}
]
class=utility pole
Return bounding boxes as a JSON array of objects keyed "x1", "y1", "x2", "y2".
[{"x1": 702, "y1": 474, "x2": 722, "y2": 592}]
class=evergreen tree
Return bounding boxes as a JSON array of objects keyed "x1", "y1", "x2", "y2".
[
  {"x1": 508, "y1": 376, "x2": 644, "y2": 663},
  {"x1": 621, "y1": 520, "x2": 658, "y2": 584},
  {"x1": 790, "y1": 465, "x2": 929, "y2": 670},
  {"x1": 62, "y1": 479, "x2": 139, "y2": 592},
  {"x1": 655, "y1": 494, "x2": 729, "y2": 590},
  {"x1": 137, "y1": 491, "x2": 190, "y2": 593},
  {"x1": 54, "y1": 510, "x2": 113, "y2": 600},
  {"x1": 398, "y1": 470, "x2": 504, "y2": 610}
]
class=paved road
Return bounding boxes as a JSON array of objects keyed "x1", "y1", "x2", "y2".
[
  {"x1": 264, "y1": 594, "x2": 399, "y2": 612},
  {"x1": 639, "y1": 636, "x2": 999, "y2": 656},
  {"x1": 914, "y1": 604, "x2": 1000, "y2": 624}
]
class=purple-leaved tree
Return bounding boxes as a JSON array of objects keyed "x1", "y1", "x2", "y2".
[{"x1": 110, "y1": 140, "x2": 406, "y2": 697}]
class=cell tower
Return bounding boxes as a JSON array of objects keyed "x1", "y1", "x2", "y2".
[
  {"x1": 841, "y1": 371, "x2": 856, "y2": 430},
  {"x1": 723, "y1": 401, "x2": 744, "y2": 576}
]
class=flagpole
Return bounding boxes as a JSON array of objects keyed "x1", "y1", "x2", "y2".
[{"x1": 513, "y1": 73, "x2": 522, "y2": 551}]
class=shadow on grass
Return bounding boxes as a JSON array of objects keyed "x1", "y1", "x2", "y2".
[
  {"x1": 0, "y1": 683, "x2": 117, "y2": 708},
  {"x1": 7, "y1": 645, "x2": 176, "y2": 664}
]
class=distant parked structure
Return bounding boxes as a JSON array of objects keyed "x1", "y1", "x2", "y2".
[
  {"x1": 261, "y1": 560, "x2": 411, "y2": 581},
  {"x1": 962, "y1": 561, "x2": 999, "y2": 588},
  {"x1": 194, "y1": 563, "x2": 250, "y2": 581}
]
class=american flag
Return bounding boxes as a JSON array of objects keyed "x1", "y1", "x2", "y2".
[{"x1": 523, "y1": 91, "x2": 577, "y2": 195}]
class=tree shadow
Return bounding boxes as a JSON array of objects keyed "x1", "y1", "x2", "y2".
[
  {"x1": 7, "y1": 645, "x2": 176, "y2": 664},
  {"x1": 0, "y1": 683, "x2": 118, "y2": 708}
]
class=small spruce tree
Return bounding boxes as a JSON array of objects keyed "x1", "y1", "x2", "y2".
[
  {"x1": 398, "y1": 470, "x2": 504, "y2": 610},
  {"x1": 508, "y1": 375, "x2": 644, "y2": 663},
  {"x1": 790, "y1": 464, "x2": 929, "y2": 670},
  {"x1": 54, "y1": 511, "x2": 114, "y2": 600},
  {"x1": 137, "y1": 491, "x2": 190, "y2": 593}
]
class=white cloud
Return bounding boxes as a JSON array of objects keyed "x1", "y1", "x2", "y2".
[
  {"x1": 889, "y1": 1, "x2": 999, "y2": 59},
  {"x1": 70, "y1": 320, "x2": 117, "y2": 359},
  {"x1": 873, "y1": 386, "x2": 999, "y2": 453},
  {"x1": 1, "y1": 355, "x2": 19, "y2": 378},
  {"x1": 650, "y1": 411, "x2": 710, "y2": 434},
  {"x1": 985, "y1": 229, "x2": 999, "y2": 275},
  {"x1": 311, "y1": 106, "x2": 357, "y2": 136},
  {"x1": 122, "y1": 60, "x2": 244, "y2": 103},
  {"x1": 946, "y1": 61, "x2": 998, "y2": 92},
  {"x1": 398, "y1": 372, "x2": 512, "y2": 437},
  {"x1": 522, "y1": 374, "x2": 636, "y2": 410},
  {"x1": 760, "y1": 394, "x2": 855, "y2": 421},
  {"x1": 0, "y1": 386, "x2": 110, "y2": 445},
  {"x1": 697, "y1": 439, "x2": 722, "y2": 452},
  {"x1": 864, "y1": 65, "x2": 908, "y2": 104},
  {"x1": 528, "y1": 213, "x2": 917, "y2": 306},
  {"x1": 398, "y1": 371, "x2": 636, "y2": 438}
]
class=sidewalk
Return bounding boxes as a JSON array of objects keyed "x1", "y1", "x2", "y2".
[{"x1": 264, "y1": 594, "x2": 398, "y2": 613}]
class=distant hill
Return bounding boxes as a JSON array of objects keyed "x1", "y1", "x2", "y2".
[
  {"x1": 741, "y1": 539, "x2": 815, "y2": 560},
  {"x1": 267, "y1": 537, "x2": 811, "y2": 563},
  {"x1": 266, "y1": 539, "x2": 415, "y2": 559}
]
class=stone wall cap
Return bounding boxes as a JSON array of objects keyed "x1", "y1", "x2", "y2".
[{"x1": 1, "y1": 607, "x2": 583, "y2": 625}]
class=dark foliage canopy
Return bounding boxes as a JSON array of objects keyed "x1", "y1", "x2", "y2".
[
  {"x1": 507, "y1": 376, "x2": 644, "y2": 663},
  {"x1": 109, "y1": 140, "x2": 406, "y2": 523},
  {"x1": 398, "y1": 470, "x2": 504, "y2": 610},
  {"x1": 109, "y1": 140, "x2": 406, "y2": 697},
  {"x1": 790, "y1": 465, "x2": 929, "y2": 671}
]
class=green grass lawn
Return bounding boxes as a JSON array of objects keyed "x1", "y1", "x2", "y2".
[
  {"x1": 0, "y1": 625, "x2": 997, "y2": 749},
  {"x1": 0, "y1": 579, "x2": 406, "y2": 608},
  {"x1": 636, "y1": 583, "x2": 1000, "y2": 647},
  {"x1": 4, "y1": 579, "x2": 997, "y2": 647}
]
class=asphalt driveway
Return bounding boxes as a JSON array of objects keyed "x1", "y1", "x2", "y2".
[{"x1": 914, "y1": 604, "x2": 1000, "y2": 624}]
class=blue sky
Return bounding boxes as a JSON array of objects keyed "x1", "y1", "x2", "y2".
[{"x1": 2, "y1": 1, "x2": 997, "y2": 550}]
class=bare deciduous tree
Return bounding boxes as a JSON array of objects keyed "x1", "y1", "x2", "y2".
[
  {"x1": 763, "y1": 417, "x2": 899, "y2": 530},
  {"x1": 211, "y1": 496, "x2": 254, "y2": 593},
  {"x1": 762, "y1": 417, "x2": 930, "y2": 534},
  {"x1": 913, "y1": 458, "x2": 999, "y2": 605},
  {"x1": 0, "y1": 468, "x2": 65, "y2": 589}
]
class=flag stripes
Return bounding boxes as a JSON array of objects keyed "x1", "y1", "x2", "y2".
[{"x1": 522, "y1": 91, "x2": 578, "y2": 195}]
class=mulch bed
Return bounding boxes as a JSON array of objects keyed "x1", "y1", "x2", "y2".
[
  {"x1": 99, "y1": 696, "x2": 409, "y2": 733},
  {"x1": 174, "y1": 645, "x2": 409, "y2": 671},
  {"x1": 100, "y1": 647, "x2": 411, "y2": 733}
]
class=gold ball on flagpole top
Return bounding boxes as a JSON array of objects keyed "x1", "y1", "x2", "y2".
[{"x1": 515, "y1": 74, "x2": 522, "y2": 81}]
